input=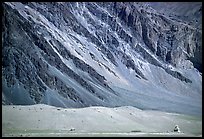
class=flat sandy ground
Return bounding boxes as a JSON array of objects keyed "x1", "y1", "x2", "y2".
[{"x1": 2, "y1": 104, "x2": 202, "y2": 137}]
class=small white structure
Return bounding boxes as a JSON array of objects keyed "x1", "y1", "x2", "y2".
[{"x1": 173, "y1": 125, "x2": 180, "y2": 133}]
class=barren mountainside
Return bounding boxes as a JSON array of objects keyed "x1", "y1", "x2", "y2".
[{"x1": 2, "y1": 2, "x2": 202, "y2": 115}]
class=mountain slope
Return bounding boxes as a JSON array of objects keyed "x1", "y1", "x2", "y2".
[{"x1": 2, "y1": 2, "x2": 202, "y2": 115}]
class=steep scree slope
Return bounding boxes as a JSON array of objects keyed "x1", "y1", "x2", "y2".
[{"x1": 2, "y1": 2, "x2": 202, "y2": 115}]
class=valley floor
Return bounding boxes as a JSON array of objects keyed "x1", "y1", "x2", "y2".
[{"x1": 2, "y1": 104, "x2": 202, "y2": 137}]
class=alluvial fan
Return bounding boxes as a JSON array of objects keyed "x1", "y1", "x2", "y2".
[{"x1": 2, "y1": 2, "x2": 202, "y2": 115}]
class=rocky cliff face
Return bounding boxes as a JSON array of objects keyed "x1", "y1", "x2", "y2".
[{"x1": 2, "y1": 2, "x2": 202, "y2": 115}]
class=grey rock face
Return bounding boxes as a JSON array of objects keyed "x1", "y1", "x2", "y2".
[
  {"x1": 121, "y1": 52, "x2": 147, "y2": 80},
  {"x1": 2, "y1": 2, "x2": 107, "y2": 106},
  {"x1": 2, "y1": 2, "x2": 202, "y2": 115}
]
